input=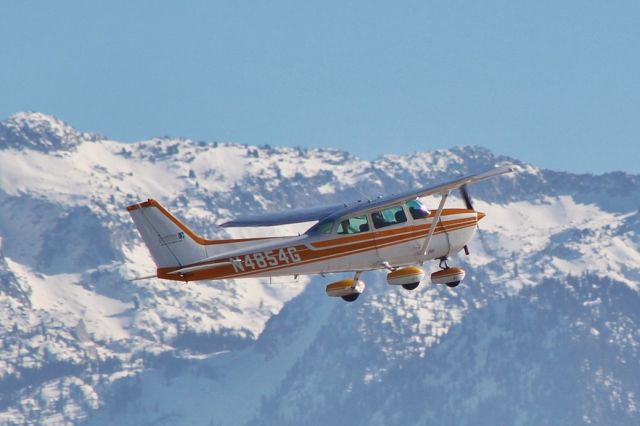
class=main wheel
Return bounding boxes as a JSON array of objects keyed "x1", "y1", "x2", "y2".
[
  {"x1": 446, "y1": 281, "x2": 460, "y2": 288},
  {"x1": 341, "y1": 293, "x2": 360, "y2": 302},
  {"x1": 401, "y1": 282, "x2": 420, "y2": 291}
]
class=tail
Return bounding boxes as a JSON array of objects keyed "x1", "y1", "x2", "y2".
[{"x1": 127, "y1": 199, "x2": 207, "y2": 269}]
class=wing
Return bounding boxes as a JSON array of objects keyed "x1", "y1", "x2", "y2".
[
  {"x1": 369, "y1": 165, "x2": 516, "y2": 209},
  {"x1": 323, "y1": 165, "x2": 516, "y2": 220},
  {"x1": 219, "y1": 203, "x2": 344, "y2": 227},
  {"x1": 219, "y1": 165, "x2": 515, "y2": 227}
]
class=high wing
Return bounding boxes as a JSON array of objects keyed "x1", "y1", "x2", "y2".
[
  {"x1": 219, "y1": 165, "x2": 515, "y2": 228},
  {"x1": 219, "y1": 203, "x2": 344, "y2": 227},
  {"x1": 358, "y1": 165, "x2": 516, "y2": 212}
]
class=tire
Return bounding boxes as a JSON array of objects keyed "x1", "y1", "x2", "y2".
[
  {"x1": 446, "y1": 281, "x2": 460, "y2": 288},
  {"x1": 401, "y1": 282, "x2": 420, "y2": 291},
  {"x1": 341, "y1": 293, "x2": 360, "y2": 302}
]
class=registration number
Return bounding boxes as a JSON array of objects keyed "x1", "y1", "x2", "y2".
[{"x1": 231, "y1": 247, "x2": 302, "y2": 272}]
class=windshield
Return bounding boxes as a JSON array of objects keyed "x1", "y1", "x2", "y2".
[
  {"x1": 306, "y1": 219, "x2": 334, "y2": 235},
  {"x1": 406, "y1": 199, "x2": 430, "y2": 219}
]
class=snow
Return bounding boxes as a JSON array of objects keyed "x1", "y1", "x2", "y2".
[
  {"x1": 479, "y1": 196, "x2": 615, "y2": 254},
  {"x1": 1, "y1": 112, "x2": 639, "y2": 425},
  {"x1": 6, "y1": 258, "x2": 132, "y2": 341},
  {"x1": 116, "y1": 282, "x2": 334, "y2": 426},
  {"x1": 189, "y1": 144, "x2": 250, "y2": 190},
  {"x1": 317, "y1": 183, "x2": 336, "y2": 194}
]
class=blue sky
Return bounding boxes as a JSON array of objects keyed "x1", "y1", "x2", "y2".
[{"x1": 1, "y1": 1, "x2": 639, "y2": 174}]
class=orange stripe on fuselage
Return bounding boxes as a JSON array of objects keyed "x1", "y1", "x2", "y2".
[
  {"x1": 158, "y1": 221, "x2": 476, "y2": 281},
  {"x1": 309, "y1": 214, "x2": 476, "y2": 250},
  {"x1": 158, "y1": 211, "x2": 479, "y2": 281}
]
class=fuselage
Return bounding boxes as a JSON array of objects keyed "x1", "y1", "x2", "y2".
[{"x1": 157, "y1": 208, "x2": 482, "y2": 282}]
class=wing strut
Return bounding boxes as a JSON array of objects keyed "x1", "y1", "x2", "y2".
[{"x1": 420, "y1": 191, "x2": 450, "y2": 263}]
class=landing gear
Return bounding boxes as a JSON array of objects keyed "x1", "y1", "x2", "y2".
[
  {"x1": 401, "y1": 282, "x2": 420, "y2": 291},
  {"x1": 386, "y1": 266, "x2": 425, "y2": 291},
  {"x1": 430, "y1": 258, "x2": 466, "y2": 288},
  {"x1": 325, "y1": 271, "x2": 365, "y2": 302},
  {"x1": 441, "y1": 260, "x2": 461, "y2": 287},
  {"x1": 341, "y1": 293, "x2": 360, "y2": 302}
]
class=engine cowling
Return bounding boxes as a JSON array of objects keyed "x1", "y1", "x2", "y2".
[
  {"x1": 325, "y1": 278, "x2": 365, "y2": 299},
  {"x1": 430, "y1": 267, "x2": 465, "y2": 286},
  {"x1": 386, "y1": 266, "x2": 425, "y2": 287}
]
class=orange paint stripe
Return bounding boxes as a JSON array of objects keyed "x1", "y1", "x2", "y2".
[
  {"x1": 168, "y1": 218, "x2": 477, "y2": 278},
  {"x1": 165, "y1": 220, "x2": 478, "y2": 281},
  {"x1": 432, "y1": 268, "x2": 464, "y2": 278},
  {"x1": 311, "y1": 231, "x2": 376, "y2": 248},
  {"x1": 433, "y1": 271, "x2": 461, "y2": 279},
  {"x1": 326, "y1": 279, "x2": 354, "y2": 291},
  {"x1": 310, "y1": 216, "x2": 476, "y2": 250},
  {"x1": 129, "y1": 199, "x2": 478, "y2": 251},
  {"x1": 388, "y1": 268, "x2": 423, "y2": 278},
  {"x1": 128, "y1": 198, "x2": 275, "y2": 246},
  {"x1": 178, "y1": 217, "x2": 476, "y2": 278},
  {"x1": 427, "y1": 208, "x2": 476, "y2": 217},
  {"x1": 253, "y1": 220, "x2": 477, "y2": 277}
]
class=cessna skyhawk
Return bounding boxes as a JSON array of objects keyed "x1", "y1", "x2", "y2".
[{"x1": 127, "y1": 166, "x2": 514, "y2": 302}]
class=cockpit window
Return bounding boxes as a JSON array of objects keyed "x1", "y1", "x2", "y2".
[
  {"x1": 307, "y1": 219, "x2": 334, "y2": 234},
  {"x1": 371, "y1": 205, "x2": 407, "y2": 229},
  {"x1": 406, "y1": 199, "x2": 430, "y2": 219},
  {"x1": 337, "y1": 215, "x2": 370, "y2": 234}
]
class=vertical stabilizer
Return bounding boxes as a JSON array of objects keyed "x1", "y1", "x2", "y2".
[{"x1": 127, "y1": 199, "x2": 206, "y2": 268}]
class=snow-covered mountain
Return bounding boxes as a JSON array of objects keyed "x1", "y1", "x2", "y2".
[{"x1": 0, "y1": 112, "x2": 638, "y2": 425}]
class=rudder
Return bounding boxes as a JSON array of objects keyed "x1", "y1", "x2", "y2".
[{"x1": 127, "y1": 199, "x2": 206, "y2": 269}]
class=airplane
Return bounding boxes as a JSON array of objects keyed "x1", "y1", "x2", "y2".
[{"x1": 127, "y1": 166, "x2": 515, "y2": 302}]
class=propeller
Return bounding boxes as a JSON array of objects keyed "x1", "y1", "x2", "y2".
[
  {"x1": 460, "y1": 184, "x2": 475, "y2": 210},
  {"x1": 459, "y1": 184, "x2": 490, "y2": 254}
]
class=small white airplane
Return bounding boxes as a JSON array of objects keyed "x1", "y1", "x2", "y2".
[{"x1": 128, "y1": 166, "x2": 514, "y2": 302}]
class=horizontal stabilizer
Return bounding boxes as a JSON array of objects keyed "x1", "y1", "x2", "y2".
[
  {"x1": 167, "y1": 261, "x2": 233, "y2": 275},
  {"x1": 129, "y1": 274, "x2": 157, "y2": 281}
]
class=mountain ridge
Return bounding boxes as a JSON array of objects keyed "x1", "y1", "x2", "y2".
[
  {"x1": 0, "y1": 112, "x2": 103, "y2": 152},
  {"x1": 0, "y1": 112, "x2": 638, "y2": 425}
]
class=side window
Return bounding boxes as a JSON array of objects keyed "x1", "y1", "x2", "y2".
[
  {"x1": 371, "y1": 205, "x2": 407, "y2": 229},
  {"x1": 337, "y1": 215, "x2": 370, "y2": 234},
  {"x1": 308, "y1": 219, "x2": 334, "y2": 234}
]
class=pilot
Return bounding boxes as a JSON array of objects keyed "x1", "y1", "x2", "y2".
[
  {"x1": 372, "y1": 212, "x2": 386, "y2": 228},
  {"x1": 395, "y1": 209, "x2": 407, "y2": 223}
]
